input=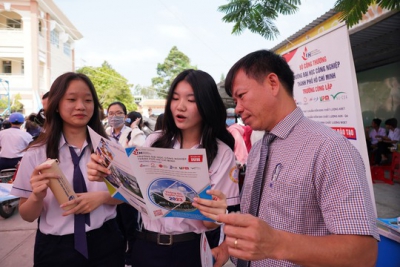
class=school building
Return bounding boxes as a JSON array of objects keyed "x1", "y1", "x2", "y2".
[{"x1": 0, "y1": 0, "x2": 81, "y2": 115}]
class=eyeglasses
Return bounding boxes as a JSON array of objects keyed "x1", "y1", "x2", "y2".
[{"x1": 108, "y1": 111, "x2": 125, "y2": 117}]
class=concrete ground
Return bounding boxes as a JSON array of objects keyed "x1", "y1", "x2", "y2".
[{"x1": 1, "y1": 182, "x2": 399, "y2": 267}]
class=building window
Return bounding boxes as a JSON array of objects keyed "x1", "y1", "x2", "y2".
[
  {"x1": 21, "y1": 60, "x2": 24, "y2": 74},
  {"x1": 38, "y1": 20, "x2": 42, "y2": 33},
  {"x1": 63, "y1": 42, "x2": 71, "y2": 56},
  {"x1": 2, "y1": 61, "x2": 12, "y2": 73},
  {"x1": 6, "y1": 18, "x2": 21, "y2": 29},
  {"x1": 50, "y1": 30, "x2": 59, "y2": 48}
]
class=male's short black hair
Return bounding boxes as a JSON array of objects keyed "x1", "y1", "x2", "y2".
[
  {"x1": 372, "y1": 118, "x2": 382, "y2": 127},
  {"x1": 225, "y1": 49, "x2": 294, "y2": 97},
  {"x1": 385, "y1": 118, "x2": 398, "y2": 128}
]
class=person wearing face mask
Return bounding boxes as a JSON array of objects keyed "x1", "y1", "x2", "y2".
[
  {"x1": 105, "y1": 102, "x2": 146, "y2": 267},
  {"x1": 105, "y1": 102, "x2": 131, "y2": 143}
]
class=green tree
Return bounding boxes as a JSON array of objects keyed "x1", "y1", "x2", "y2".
[
  {"x1": 11, "y1": 93, "x2": 24, "y2": 112},
  {"x1": 218, "y1": 0, "x2": 399, "y2": 39},
  {"x1": 151, "y1": 46, "x2": 197, "y2": 98},
  {"x1": 133, "y1": 84, "x2": 158, "y2": 99},
  {"x1": 0, "y1": 98, "x2": 8, "y2": 110},
  {"x1": 218, "y1": 0, "x2": 300, "y2": 40},
  {"x1": 77, "y1": 61, "x2": 137, "y2": 112},
  {"x1": 335, "y1": 0, "x2": 400, "y2": 27}
]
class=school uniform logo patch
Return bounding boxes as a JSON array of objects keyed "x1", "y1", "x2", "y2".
[{"x1": 229, "y1": 166, "x2": 239, "y2": 183}]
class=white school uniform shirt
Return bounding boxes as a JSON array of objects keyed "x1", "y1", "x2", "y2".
[
  {"x1": 141, "y1": 132, "x2": 240, "y2": 235},
  {"x1": 369, "y1": 127, "x2": 386, "y2": 145},
  {"x1": 388, "y1": 127, "x2": 400, "y2": 148},
  {"x1": 119, "y1": 127, "x2": 146, "y2": 148},
  {"x1": 0, "y1": 127, "x2": 33, "y2": 158},
  {"x1": 11, "y1": 134, "x2": 116, "y2": 235},
  {"x1": 106, "y1": 125, "x2": 146, "y2": 148}
]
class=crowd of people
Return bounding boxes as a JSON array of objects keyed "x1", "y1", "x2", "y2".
[
  {"x1": 366, "y1": 117, "x2": 400, "y2": 165},
  {"x1": 4, "y1": 49, "x2": 379, "y2": 267}
]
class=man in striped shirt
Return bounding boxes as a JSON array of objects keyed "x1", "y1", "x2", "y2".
[{"x1": 213, "y1": 50, "x2": 379, "y2": 267}]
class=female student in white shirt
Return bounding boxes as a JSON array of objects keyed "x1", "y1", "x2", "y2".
[
  {"x1": 87, "y1": 69, "x2": 240, "y2": 267},
  {"x1": 106, "y1": 103, "x2": 146, "y2": 266},
  {"x1": 106, "y1": 102, "x2": 146, "y2": 149},
  {"x1": 11, "y1": 72, "x2": 124, "y2": 266}
]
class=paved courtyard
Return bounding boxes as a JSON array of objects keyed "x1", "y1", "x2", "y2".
[{"x1": 0, "y1": 182, "x2": 398, "y2": 266}]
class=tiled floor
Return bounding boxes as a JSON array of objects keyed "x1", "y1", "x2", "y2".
[{"x1": 373, "y1": 182, "x2": 400, "y2": 218}]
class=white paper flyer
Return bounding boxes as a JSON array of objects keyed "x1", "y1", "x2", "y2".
[{"x1": 88, "y1": 126, "x2": 213, "y2": 221}]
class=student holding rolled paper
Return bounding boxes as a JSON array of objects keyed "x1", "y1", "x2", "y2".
[{"x1": 11, "y1": 72, "x2": 124, "y2": 266}]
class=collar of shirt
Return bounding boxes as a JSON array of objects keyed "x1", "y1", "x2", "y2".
[
  {"x1": 268, "y1": 107, "x2": 303, "y2": 140},
  {"x1": 172, "y1": 139, "x2": 202, "y2": 149},
  {"x1": 59, "y1": 133, "x2": 89, "y2": 154},
  {"x1": 111, "y1": 125, "x2": 129, "y2": 142}
]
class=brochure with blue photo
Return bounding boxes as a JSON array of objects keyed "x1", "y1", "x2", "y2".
[{"x1": 88, "y1": 126, "x2": 213, "y2": 221}]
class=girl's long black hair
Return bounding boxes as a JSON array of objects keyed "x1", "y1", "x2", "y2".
[
  {"x1": 27, "y1": 72, "x2": 108, "y2": 159},
  {"x1": 152, "y1": 69, "x2": 234, "y2": 167}
]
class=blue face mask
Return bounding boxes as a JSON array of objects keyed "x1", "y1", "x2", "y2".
[
  {"x1": 108, "y1": 116, "x2": 125, "y2": 128},
  {"x1": 226, "y1": 118, "x2": 235, "y2": 126}
]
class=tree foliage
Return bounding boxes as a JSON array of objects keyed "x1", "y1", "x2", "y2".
[
  {"x1": 151, "y1": 46, "x2": 197, "y2": 98},
  {"x1": 218, "y1": 0, "x2": 300, "y2": 40},
  {"x1": 218, "y1": 0, "x2": 399, "y2": 39},
  {"x1": 77, "y1": 61, "x2": 137, "y2": 112},
  {"x1": 11, "y1": 93, "x2": 24, "y2": 112},
  {"x1": 133, "y1": 84, "x2": 158, "y2": 99},
  {"x1": 334, "y1": 0, "x2": 400, "y2": 27},
  {"x1": 0, "y1": 98, "x2": 8, "y2": 110}
]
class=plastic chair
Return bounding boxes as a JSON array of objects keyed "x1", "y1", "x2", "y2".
[{"x1": 370, "y1": 152, "x2": 400, "y2": 185}]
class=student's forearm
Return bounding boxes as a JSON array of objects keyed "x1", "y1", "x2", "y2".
[
  {"x1": 19, "y1": 197, "x2": 44, "y2": 222},
  {"x1": 203, "y1": 221, "x2": 220, "y2": 229},
  {"x1": 101, "y1": 191, "x2": 123, "y2": 205}
]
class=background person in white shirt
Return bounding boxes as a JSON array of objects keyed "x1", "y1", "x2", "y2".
[
  {"x1": 375, "y1": 117, "x2": 400, "y2": 165},
  {"x1": 105, "y1": 103, "x2": 146, "y2": 267},
  {"x1": 0, "y1": 112, "x2": 32, "y2": 170},
  {"x1": 365, "y1": 118, "x2": 386, "y2": 152}
]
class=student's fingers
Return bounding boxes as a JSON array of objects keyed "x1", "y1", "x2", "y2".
[
  {"x1": 193, "y1": 190, "x2": 227, "y2": 208},
  {"x1": 61, "y1": 196, "x2": 88, "y2": 216},
  {"x1": 33, "y1": 162, "x2": 52, "y2": 174},
  {"x1": 216, "y1": 213, "x2": 254, "y2": 227},
  {"x1": 211, "y1": 243, "x2": 230, "y2": 267},
  {"x1": 130, "y1": 118, "x2": 140, "y2": 128},
  {"x1": 208, "y1": 189, "x2": 226, "y2": 201},
  {"x1": 87, "y1": 153, "x2": 110, "y2": 181}
]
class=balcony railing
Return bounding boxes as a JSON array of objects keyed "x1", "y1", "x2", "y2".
[
  {"x1": 0, "y1": 29, "x2": 24, "y2": 48},
  {"x1": 0, "y1": 75, "x2": 25, "y2": 89}
]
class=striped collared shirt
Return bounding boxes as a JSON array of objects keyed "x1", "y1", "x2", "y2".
[{"x1": 237, "y1": 107, "x2": 379, "y2": 267}]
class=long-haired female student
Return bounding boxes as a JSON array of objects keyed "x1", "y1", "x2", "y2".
[
  {"x1": 11, "y1": 72, "x2": 124, "y2": 267},
  {"x1": 88, "y1": 69, "x2": 240, "y2": 267}
]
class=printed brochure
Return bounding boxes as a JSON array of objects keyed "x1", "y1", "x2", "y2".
[
  {"x1": 377, "y1": 217, "x2": 400, "y2": 243},
  {"x1": 88, "y1": 126, "x2": 213, "y2": 221}
]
